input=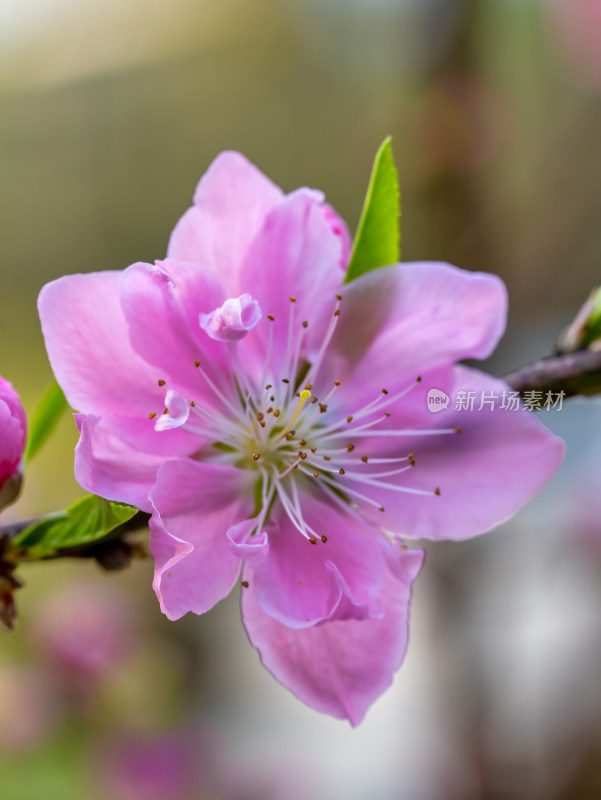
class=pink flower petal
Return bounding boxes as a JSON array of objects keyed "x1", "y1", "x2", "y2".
[
  {"x1": 241, "y1": 547, "x2": 425, "y2": 725},
  {"x1": 39, "y1": 272, "x2": 203, "y2": 462},
  {"x1": 75, "y1": 415, "x2": 166, "y2": 512},
  {"x1": 38, "y1": 272, "x2": 163, "y2": 418},
  {"x1": 167, "y1": 151, "x2": 283, "y2": 290},
  {"x1": 323, "y1": 203, "x2": 352, "y2": 269},
  {"x1": 149, "y1": 459, "x2": 254, "y2": 620},
  {"x1": 323, "y1": 261, "x2": 507, "y2": 403},
  {"x1": 199, "y1": 294, "x2": 262, "y2": 342},
  {"x1": 153, "y1": 389, "x2": 191, "y2": 431},
  {"x1": 226, "y1": 519, "x2": 269, "y2": 560},
  {"x1": 120, "y1": 260, "x2": 231, "y2": 405},
  {"x1": 347, "y1": 366, "x2": 565, "y2": 540},
  {"x1": 245, "y1": 499, "x2": 386, "y2": 629},
  {"x1": 239, "y1": 188, "x2": 347, "y2": 374}
]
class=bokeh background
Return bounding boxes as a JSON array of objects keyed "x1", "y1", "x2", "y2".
[{"x1": 1, "y1": 0, "x2": 601, "y2": 797}]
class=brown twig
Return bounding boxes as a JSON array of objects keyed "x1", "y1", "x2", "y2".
[{"x1": 502, "y1": 349, "x2": 601, "y2": 399}]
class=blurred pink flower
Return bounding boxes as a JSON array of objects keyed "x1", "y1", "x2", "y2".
[
  {"x1": 96, "y1": 728, "x2": 301, "y2": 800},
  {"x1": 38, "y1": 152, "x2": 564, "y2": 723},
  {"x1": 548, "y1": 0, "x2": 601, "y2": 91},
  {"x1": 31, "y1": 581, "x2": 135, "y2": 680},
  {"x1": 0, "y1": 375, "x2": 26, "y2": 510},
  {"x1": 97, "y1": 733, "x2": 197, "y2": 800},
  {"x1": 0, "y1": 664, "x2": 59, "y2": 752}
]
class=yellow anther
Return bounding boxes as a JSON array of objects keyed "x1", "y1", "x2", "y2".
[{"x1": 277, "y1": 390, "x2": 312, "y2": 439}]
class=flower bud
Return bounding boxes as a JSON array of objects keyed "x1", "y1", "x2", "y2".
[
  {"x1": 557, "y1": 287, "x2": 601, "y2": 354},
  {"x1": 0, "y1": 376, "x2": 26, "y2": 511}
]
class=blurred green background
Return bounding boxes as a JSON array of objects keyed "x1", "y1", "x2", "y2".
[{"x1": 2, "y1": 1, "x2": 601, "y2": 798}]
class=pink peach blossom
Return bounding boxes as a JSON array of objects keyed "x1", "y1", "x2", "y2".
[
  {"x1": 38, "y1": 152, "x2": 564, "y2": 724},
  {"x1": 0, "y1": 375, "x2": 27, "y2": 511}
]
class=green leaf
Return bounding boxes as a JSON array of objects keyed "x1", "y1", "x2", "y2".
[
  {"x1": 12, "y1": 495, "x2": 138, "y2": 558},
  {"x1": 344, "y1": 136, "x2": 401, "y2": 284},
  {"x1": 24, "y1": 380, "x2": 68, "y2": 462}
]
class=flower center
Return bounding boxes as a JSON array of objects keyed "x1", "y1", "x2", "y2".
[{"x1": 148, "y1": 293, "x2": 459, "y2": 542}]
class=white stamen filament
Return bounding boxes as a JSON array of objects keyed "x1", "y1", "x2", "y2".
[
  {"x1": 299, "y1": 467, "x2": 386, "y2": 510},
  {"x1": 260, "y1": 316, "x2": 275, "y2": 389},
  {"x1": 320, "y1": 428, "x2": 457, "y2": 438},
  {"x1": 301, "y1": 297, "x2": 341, "y2": 388},
  {"x1": 273, "y1": 477, "x2": 318, "y2": 541},
  {"x1": 282, "y1": 298, "x2": 296, "y2": 398}
]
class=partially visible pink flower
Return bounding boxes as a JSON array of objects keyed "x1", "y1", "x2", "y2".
[
  {"x1": 31, "y1": 581, "x2": 135, "y2": 680},
  {"x1": 0, "y1": 375, "x2": 27, "y2": 511},
  {"x1": 38, "y1": 152, "x2": 565, "y2": 724}
]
